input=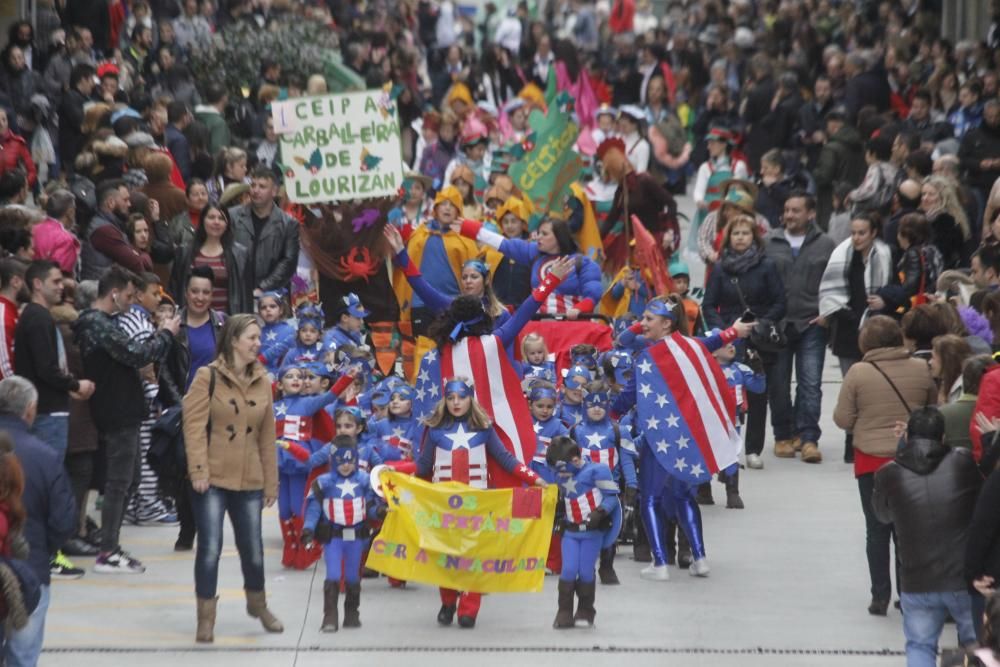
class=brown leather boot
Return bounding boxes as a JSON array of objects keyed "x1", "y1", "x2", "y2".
[
  {"x1": 321, "y1": 581, "x2": 339, "y2": 633},
  {"x1": 343, "y1": 583, "x2": 362, "y2": 628},
  {"x1": 196, "y1": 597, "x2": 217, "y2": 643},
  {"x1": 553, "y1": 580, "x2": 575, "y2": 629},
  {"x1": 573, "y1": 581, "x2": 597, "y2": 626},
  {"x1": 773, "y1": 439, "x2": 798, "y2": 458},
  {"x1": 245, "y1": 589, "x2": 284, "y2": 633}
]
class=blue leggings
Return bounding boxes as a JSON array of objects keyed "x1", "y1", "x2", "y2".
[
  {"x1": 323, "y1": 537, "x2": 368, "y2": 584},
  {"x1": 278, "y1": 472, "x2": 308, "y2": 520},
  {"x1": 639, "y1": 444, "x2": 706, "y2": 565},
  {"x1": 560, "y1": 531, "x2": 602, "y2": 583}
]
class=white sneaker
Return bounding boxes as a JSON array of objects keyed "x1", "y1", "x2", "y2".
[
  {"x1": 746, "y1": 454, "x2": 763, "y2": 469},
  {"x1": 94, "y1": 548, "x2": 146, "y2": 574},
  {"x1": 689, "y1": 558, "x2": 710, "y2": 577},
  {"x1": 640, "y1": 564, "x2": 670, "y2": 581}
]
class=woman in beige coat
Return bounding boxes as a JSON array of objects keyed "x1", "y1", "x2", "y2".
[
  {"x1": 834, "y1": 315, "x2": 937, "y2": 617},
  {"x1": 183, "y1": 313, "x2": 283, "y2": 643}
]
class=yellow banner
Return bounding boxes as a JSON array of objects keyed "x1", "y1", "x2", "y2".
[{"x1": 367, "y1": 471, "x2": 557, "y2": 593}]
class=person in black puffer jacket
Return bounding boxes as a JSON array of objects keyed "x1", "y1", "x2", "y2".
[
  {"x1": 702, "y1": 213, "x2": 785, "y2": 470},
  {"x1": 966, "y1": 428, "x2": 1000, "y2": 640},
  {"x1": 873, "y1": 407, "x2": 980, "y2": 662}
]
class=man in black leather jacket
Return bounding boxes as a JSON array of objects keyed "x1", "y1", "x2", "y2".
[{"x1": 872, "y1": 407, "x2": 980, "y2": 665}]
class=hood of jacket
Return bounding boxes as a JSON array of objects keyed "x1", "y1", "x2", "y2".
[
  {"x1": 895, "y1": 436, "x2": 949, "y2": 475},
  {"x1": 832, "y1": 124, "x2": 862, "y2": 149}
]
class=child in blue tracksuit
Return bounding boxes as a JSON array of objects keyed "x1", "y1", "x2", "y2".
[
  {"x1": 370, "y1": 382, "x2": 423, "y2": 463},
  {"x1": 570, "y1": 381, "x2": 637, "y2": 586},
  {"x1": 282, "y1": 303, "x2": 329, "y2": 365},
  {"x1": 259, "y1": 290, "x2": 295, "y2": 378},
  {"x1": 547, "y1": 435, "x2": 620, "y2": 629},
  {"x1": 528, "y1": 381, "x2": 569, "y2": 481},
  {"x1": 520, "y1": 333, "x2": 556, "y2": 382},
  {"x1": 323, "y1": 292, "x2": 370, "y2": 350},
  {"x1": 710, "y1": 338, "x2": 765, "y2": 509},
  {"x1": 303, "y1": 435, "x2": 384, "y2": 633}
]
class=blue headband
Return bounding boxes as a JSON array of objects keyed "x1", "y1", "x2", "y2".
[
  {"x1": 336, "y1": 406, "x2": 366, "y2": 428},
  {"x1": 563, "y1": 366, "x2": 591, "y2": 390},
  {"x1": 584, "y1": 391, "x2": 610, "y2": 408},
  {"x1": 260, "y1": 289, "x2": 286, "y2": 302},
  {"x1": 571, "y1": 353, "x2": 598, "y2": 369},
  {"x1": 450, "y1": 315, "x2": 483, "y2": 341},
  {"x1": 391, "y1": 384, "x2": 416, "y2": 401},
  {"x1": 445, "y1": 379, "x2": 473, "y2": 397},
  {"x1": 463, "y1": 259, "x2": 490, "y2": 277},
  {"x1": 278, "y1": 362, "x2": 304, "y2": 379},
  {"x1": 331, "y1": 446, "x2": 357, "y2": 467},
  {"x1": 529, "y1": 386, "x2": 557, "y2": 402},
  {"x1": 645, "y1": 300, "x2": 677, "y2": 320}
]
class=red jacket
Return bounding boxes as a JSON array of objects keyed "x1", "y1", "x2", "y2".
[
  {"x1": 972, "y1": 365, "x2": 1000, "y2": 460},
  {"x1": 0, "y1": 295, "x2": 17, "y2": 380},
  {"x1": 0, "y1": 131, "x2": 36, "y2": 187}
]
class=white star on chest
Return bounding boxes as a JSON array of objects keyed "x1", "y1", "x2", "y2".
[
  {"x1": 533, "y1": 422, "x2": 543, "y2": 434},
  {"x1": 265, "y1": 331, "x2": 277, "y2": 341},
  {"x1": 638, "y1": 383, "x2": 652, "y2": 398},
  {"x1": 391, "y1": 427, "x2": 405, "y2": 440},
  {"x1": 645, "y1": 416, "x2": 660, "y2": 430},
  {"x1": 446, "y1": 424, "x2": 476, "y2": 450},
  {"x1": 676, "y1": 436, "x2": 690, "y2": 450},
  {"x1": 655, "y1": 394, "x2": 669, "y2": 408},
  {"x1": 637, "y1": 359, "x2": 653, "y2": 375},
  {"x1": 561, "y1": 477, "x2": 578, "y2": 494},
  {"x1": 275, "y1": 403, "x2": 288, "y2": 418},
  {"x1": 302, "y1": 351, "x2": 316, "y2": 361},
  {"x1": 585, "y1": 432, "x2": 604, "y2": 448},
  {"x1": 336, "y1": 479, "x2": 359, "y2": 497},
  {"x1": 665, "y1": 414, "x2": 680, "y2": 428}
]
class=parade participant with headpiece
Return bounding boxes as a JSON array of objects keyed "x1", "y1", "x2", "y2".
[
  {"x1": 322, "y1": 293, "x2": 370, "y2": 350},
  {"x1": 612, "y1": 297, "x2": 742, "y2": 580},
  {"x1": 690, "y1": 124, "x2": 750, "y2": 254},
  {"x1": 257, "y1": 289, "x2": 294, "y2": 377},
  {"x1": 617, "y1": 105, "x2": 651, "y2": 174},
  {"x1": 444, "y1": 116, "x2": 491, "y2": 200},
  {"x1": 546, "y1": 435, "x2": 621, "y2": 629},
  {"x1": 414, "y1": 377, "x2": 547, "y2": 628},
  {"x1": 301, "y1": 435, "x2": 384, "y2": 633},
  {"x1": 280, "y1": 301, "x2": 328, "y2": 365}
]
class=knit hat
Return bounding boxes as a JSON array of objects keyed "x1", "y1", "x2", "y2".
[
  {"x1": 496, "y1": 197, "x2": 529, "y2": 224},
  {"x1": 433, "y1": 185, "x2": 463, "y2": 212}
]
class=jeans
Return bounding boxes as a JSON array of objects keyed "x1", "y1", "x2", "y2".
[
  {"x1": 901, "y1": 591, "x2": 976, "y2": 667},
  {"x1": 99, "y1": 425, "x2": 141, "y2": 553},
  {"x1": 192, "y1": 486, "x2": 265, "y2": 599},
  {"x1": 32, "y1": 413, "x2": 69, "y2": 461},
  {"x1": 4, "y1": 584, "x2": 49, "y2": 667},
  {"x1": 770, "y1": 323, "x2": 828, "y2": 444},
  {"x1": 857, "y1": 473, "x2": 899, "y2": 601}
]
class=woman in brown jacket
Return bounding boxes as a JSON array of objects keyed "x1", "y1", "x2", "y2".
[
  {"x1": 183, "y1": 313, "x2": 283, "y2": 643},
  {"x1": 834, "y1": 315, "x2": 938, "y2": 617}
]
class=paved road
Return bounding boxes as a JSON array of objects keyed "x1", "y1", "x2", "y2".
[{"x1": 40, "y1": 195, "x2": 930, "y2": 666}]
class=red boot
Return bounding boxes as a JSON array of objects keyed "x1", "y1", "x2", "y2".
[
  {"x1": 457, "y1": 592, "x2": 482, "y2": 628},
  {"x1": 546, "y1": 533, "x2": 562, "y2": 574},
  {"x1": 280, "y1": 519, "x2": 298, "y2": 568}
]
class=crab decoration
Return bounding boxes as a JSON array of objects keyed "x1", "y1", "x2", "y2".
[{"x1": 334, "y1": 247, "x2": 381, "y2": 282}]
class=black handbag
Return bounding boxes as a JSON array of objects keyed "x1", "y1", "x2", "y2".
[
  {"x1": 730, "y1": 277, "x2": 788, "y2": 354},
  {"x1": 148, "y1": 367, "x2": 217, "y2": 495}
]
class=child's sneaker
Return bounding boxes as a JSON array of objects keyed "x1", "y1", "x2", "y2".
[
  {"x1": 50, "y1": 551, "x2": 85, "y2": 579},
  {"x1": 94, "y1": 548, "x2": 146, "y2": 574}
]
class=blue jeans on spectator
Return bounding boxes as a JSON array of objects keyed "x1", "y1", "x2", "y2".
[
  {"x1": 769, "y1": 323, "x2": 828, "y2": 445},
  {"x1": 192, "y1": 486, "x2": 265, "y2": 599},
  {"x1": 901, "y1": 591, "x2": 976, "y2": 667},
  {"x1": 4, "y1": 584, "x2": 49, "y2": 667},
  {"x1": 32, "y1": 413, "x2": 68, "y2": 461}
]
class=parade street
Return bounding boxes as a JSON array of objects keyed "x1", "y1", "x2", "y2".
[{"x1": 41, "y1": 197, "x2": 914, "y2": 667}]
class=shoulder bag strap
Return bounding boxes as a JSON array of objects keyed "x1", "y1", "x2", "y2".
[
  {"x1": 730, "y1": 276, "x2": 750, "y2": 311},
  {"x1": 206, "y1": 366, "x2": 217, "y2": 447},
  {"x1": 866, "y1": 361, "x2": 912, "y2": 414}
]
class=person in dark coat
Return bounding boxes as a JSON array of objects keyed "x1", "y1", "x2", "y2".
[
  {"x1": 57, "y1": 64, "x2": 95, "y2": 174},
  {"x1": 702, "y1": 213, "x2": 786, "y2": 471},
  {"x1": 813, "y1": 109, "x2": 867, "y2": 231},
  {"x1": 873, "y1": 407, "x2": 980, "y2": 664},
  {"x1": 843, "y1": 51, "x2": 891, "y2": 122},
  {"x1": 741, "y1": 54, "x2": 777, "y2": 172},
  {"x1": 966, "y1": 428, "x2": 1000, "y2": 639},
  {"x1": 0, "y1": 376, "x2": 76, "y2": 667}
]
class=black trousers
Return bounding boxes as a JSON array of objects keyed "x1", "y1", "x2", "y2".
[{"x1": 857, "y1": 472, "x2": 900, "y2": 601}]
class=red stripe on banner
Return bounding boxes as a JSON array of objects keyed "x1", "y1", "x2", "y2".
[{"x1": 648, "y1": 341, "x2": 718, "y2": 472}]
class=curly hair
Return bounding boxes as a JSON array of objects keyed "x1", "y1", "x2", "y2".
[{"x1": 427, "y1": 295, "x2": 495, "y2": 349}]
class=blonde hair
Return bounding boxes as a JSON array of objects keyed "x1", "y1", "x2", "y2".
[
  {"x1": 924, "y1": 175, "x2": 970, "y2": 241},
  {"x1": 217, "y1": 313, "x2": 264, "y2": 375},
  {"x1": 422, "y1": 377, "x2": 493, "y2": 430},
  {"x1": 521, "y1": 332, "x2": 548, "y2": 358}
]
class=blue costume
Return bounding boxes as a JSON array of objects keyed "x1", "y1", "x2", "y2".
[
  {"x1": 559, "y1": 401, "x2": 585, "y2": 429},
  {"x1": 372, "y1": 412, "x2": 423, "y2": 462},
  {"x1": 529, "y1": 385, "x2": 570, "y2": 483},
  {"x1": 520, "y1": 359, "x2": 556, "y2": 383},
  {"x1": 274, "y1": 386, "x2": 339, "y2": 520},
  {"x1": 719, "y1": 359, "x2": 766, "y2": 421},
  {"x1": 609, "y1": 273, "x2": 650, "y2": 317},
  {"x1": 261, "y1": 320, "x2": 295, "y2": 376},
  {"x1": 282, "y1": 303, "x2": 330, "y2": 366},
  {"x1": 303, "y1": 445, "x2": 381, "y2": 632},
  {"x1": 322, "y1": 292, "x2": 371, "y2": 351}
]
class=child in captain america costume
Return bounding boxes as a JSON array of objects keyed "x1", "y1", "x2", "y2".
[
  {"x1": 527, "y1": 380, "x2": 569, "y2": 574},
  {"x1": 302, "y1": 436, "x2": 385, "y2": 633},
  {"x1": 281, "y1": 303, "x2": 329, "y2": 365},
  {"x1": 416, "y1": 378, "x2": 546, "y2": 629},
  {"x1": 258, "y1": 290, "x2": 295, "y2": 378},
  {"x1": 322, "y1": 293, "x2": 370, "y2": 351},
  {"x1": 520, "y1": 333, "x2": 556, "y2": 382},
  {"x1": 559, "y1": 365, "x2": 591, "y2": 429},
  {"x1": 370, "y1": 382, "x2": 423, "y2": 463},
  {"x1": 569, "y1": 381, "x2": 638, "y2": 585},
  {"x1": 546, "y1": 436, "x2": 621, "y2": 629},
  {"x1": 612, "y1": 297, "x2": 747, "y2": 581},
  {"x1": 274, "y1": 360, "x2": 353, "y2": 569}
]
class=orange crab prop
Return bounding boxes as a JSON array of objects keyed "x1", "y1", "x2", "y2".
[{"x1": 333, "y1": 247, "x2": 381, "y2": 282}]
